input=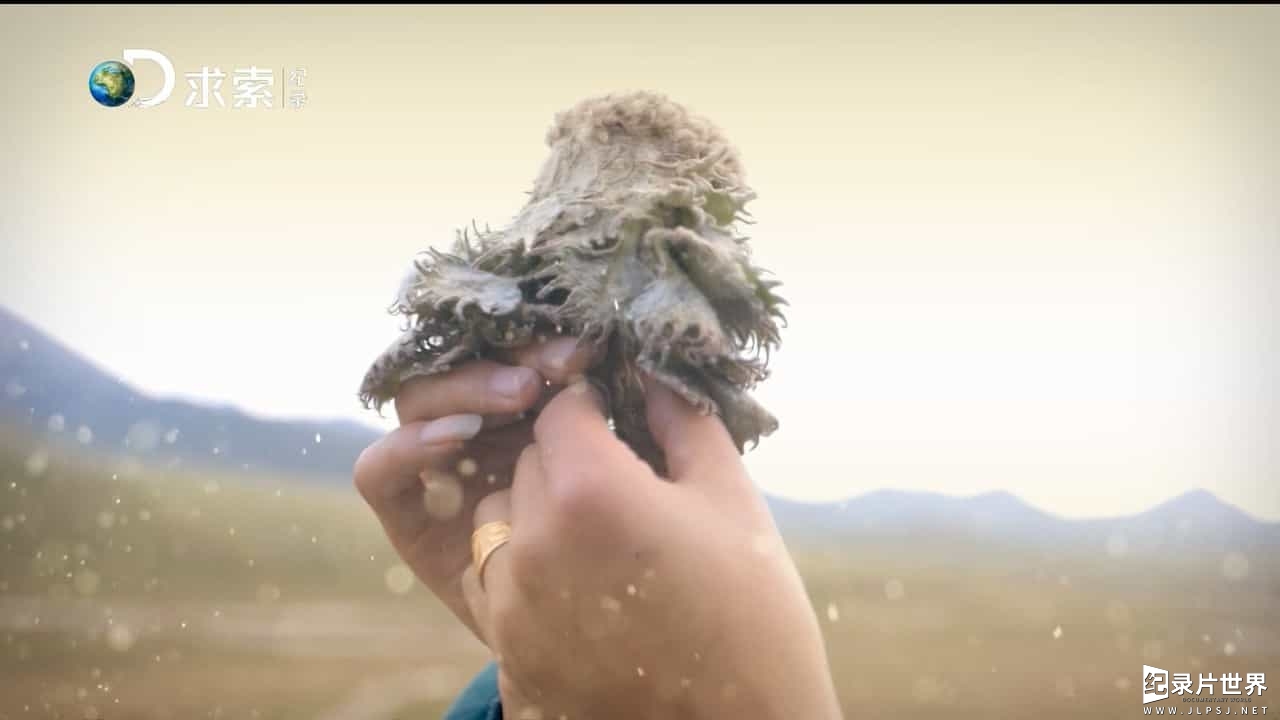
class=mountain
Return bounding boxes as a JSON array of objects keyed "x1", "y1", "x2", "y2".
[
  {"x1": 1074, "y1": 488, "x2": 1277, "y2": 554},
  {"x1": 769, "y1": 489, "x2": 1065, "y2": 540},
  {"x1": 1, "y1": 304, "x2": 1276, "y2": 557},
  {"x1": 0, "y1": 305, "x2": 380, "y2": 483},
  {"x1": 772, "y1": 486, "x2": 1279, "y2": 558}
]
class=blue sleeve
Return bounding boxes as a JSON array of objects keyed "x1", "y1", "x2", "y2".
[{"x1": 442, "y1": 661, "x2": 503, "y2": 720}]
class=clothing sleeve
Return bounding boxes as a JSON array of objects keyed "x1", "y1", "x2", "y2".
[{"x1": 442, "y1": 661, "x2": 503, "y2": 720}]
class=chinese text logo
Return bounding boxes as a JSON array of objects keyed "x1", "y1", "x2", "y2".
[
  {"x1": 90, "y1": 49, "x2": 307, "y2": 110},
  {"x1": 1144, "y1": 665, "x2": 1268, "y2": 704}
]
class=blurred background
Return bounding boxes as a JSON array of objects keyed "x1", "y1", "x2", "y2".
[{"x1": 1, "y1": 5, "x2": 1277, "y2": 718}]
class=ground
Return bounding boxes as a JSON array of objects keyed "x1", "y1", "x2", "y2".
[{"x1": 1, "y1": 431, "x2": 1275, "y2": 719}]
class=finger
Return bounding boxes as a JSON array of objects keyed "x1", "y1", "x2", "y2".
[
  {"x1": 473, "y1": 489, "x2": 515, "y2": 596},
  {"x1": 532, "y1": 380, "x2": 645, "y2": 490},
  {"x1": 474, "y1": 488, "x2": 513, "y2": 525},
  {"x1": 395, "y1": 361, "x2": 544, "y2": 425},
  {"x1": 481, "y1": 382, "x2": 567, "y2": 430},
  {"x1": 508, "y1": 336, "x2": 603, "y2": 384},
  {"x1": 353, "y1": 415, "x2": 484, "y2": 513},
  {"x1": 642, "y1": 373, "x2": 745, "y2": 491},
  {"x1": 460, "y1": 565, "x2": 493, "y2": 647},
  {"x1": 508, "y1": 443, "x2": 547, "y2": 531},
  {"x1": 463, "y1": 489, "x2": 516, "y2": 643},
  {"x1": 380, "y1": 420, "x2": 534, "y2": 644},
  {"x1": 370, "y1": 419, "x2": 532, "y2": 552}
]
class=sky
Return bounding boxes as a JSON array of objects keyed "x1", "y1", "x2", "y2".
[{"x1": 1, "y1": 5, "x2": 1277, "y2": 519}]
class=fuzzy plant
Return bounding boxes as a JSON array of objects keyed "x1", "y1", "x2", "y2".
[{"x1": 359, "y1": 91, "x2": 787, "y2": 473}]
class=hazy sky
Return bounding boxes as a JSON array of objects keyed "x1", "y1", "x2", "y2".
[{"x1": 2, "y1": 5, "x2": 1277, "y2": 518}]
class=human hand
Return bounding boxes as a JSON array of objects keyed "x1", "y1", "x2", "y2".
[
  {"x1": 352, "y1": 337, "x2": 598, "y2": 641},
  {"x1": 461, "y1": 375, "x2": 844, "y2": 720}
]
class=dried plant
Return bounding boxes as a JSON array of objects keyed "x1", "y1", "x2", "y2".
[{"x1": 359, "y1": 91, "x2": 787, "y2": 472}]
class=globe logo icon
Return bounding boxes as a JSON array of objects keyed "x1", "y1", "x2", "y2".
[{"x1": 89, "y1": 60, "x2": 135, "y2": 107}]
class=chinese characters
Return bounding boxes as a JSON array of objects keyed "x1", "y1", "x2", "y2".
[
  {"x1": 182, "y1": 65, "x2": 307, "y2": 110},
  {"x1": 1145, "y1": 669, "x2": 1267, "y2": 698}
]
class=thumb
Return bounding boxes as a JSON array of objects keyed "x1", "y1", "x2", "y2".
[{"x1": 643, "y1": 373, "x2": 745, "y2": 488}]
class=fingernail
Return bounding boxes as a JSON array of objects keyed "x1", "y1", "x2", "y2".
[
  {"x1": 491, "y1": 366, "x2": 538, "y2": 397},
  {"x1": 542, "y1": 337, "x2": 581, "y2": 371},
  {"x1": 420, "y1": 414, "x2": 484, "y2": 445}
]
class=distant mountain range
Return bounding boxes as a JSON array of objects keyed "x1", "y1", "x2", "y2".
[
  {"x1": 767, "y1": 487, "x2": 1278, "y2": 556},
  {"x1": 0, "y1": 305, "x2": 381, "y2": 483},
  {"x1": 2, "y1": 305, "x2": 1276, "y2": 553}
]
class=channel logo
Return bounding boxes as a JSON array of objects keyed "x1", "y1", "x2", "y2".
[
  {"x1": 88, "y1": 49, "x2": 175, "y2": 108},
  {"x1": 87, "y1": 49, "x2": 307, "y2": 111}
]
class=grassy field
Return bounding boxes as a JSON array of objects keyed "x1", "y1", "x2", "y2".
[{"x1": 1, "y1": 428, "x2": 1276, "y2": 719}]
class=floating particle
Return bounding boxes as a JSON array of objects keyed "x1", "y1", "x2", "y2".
[
  {"x1": 1222, "y1": 552, "x2": 1249, "y2": 581},
  {"x1": 423, "y1": 473, "x2": 464, "y2": 520},
  {"x1": 124, "y1": 422, "x2": 159, "y2": 452},
  {"x1": 25, "y1": 450, "x2": 49, "y2": 477},
  {"x1": 256, "y1": 584, "x2": 281, "y2": 603},
  {"x1": 884, "y1": 578, "x2": 905, "y2": 601},
  {"x1": 106, "y1": 624, "x2": 134, "y2": 652},
  {"x1": 384, "y1": 564, "x2": 415, "y2": 595}
]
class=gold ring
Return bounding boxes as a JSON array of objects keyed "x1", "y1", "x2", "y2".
[{"x1": 471, "y1": 521, "x2": 512, "y2": 589}]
